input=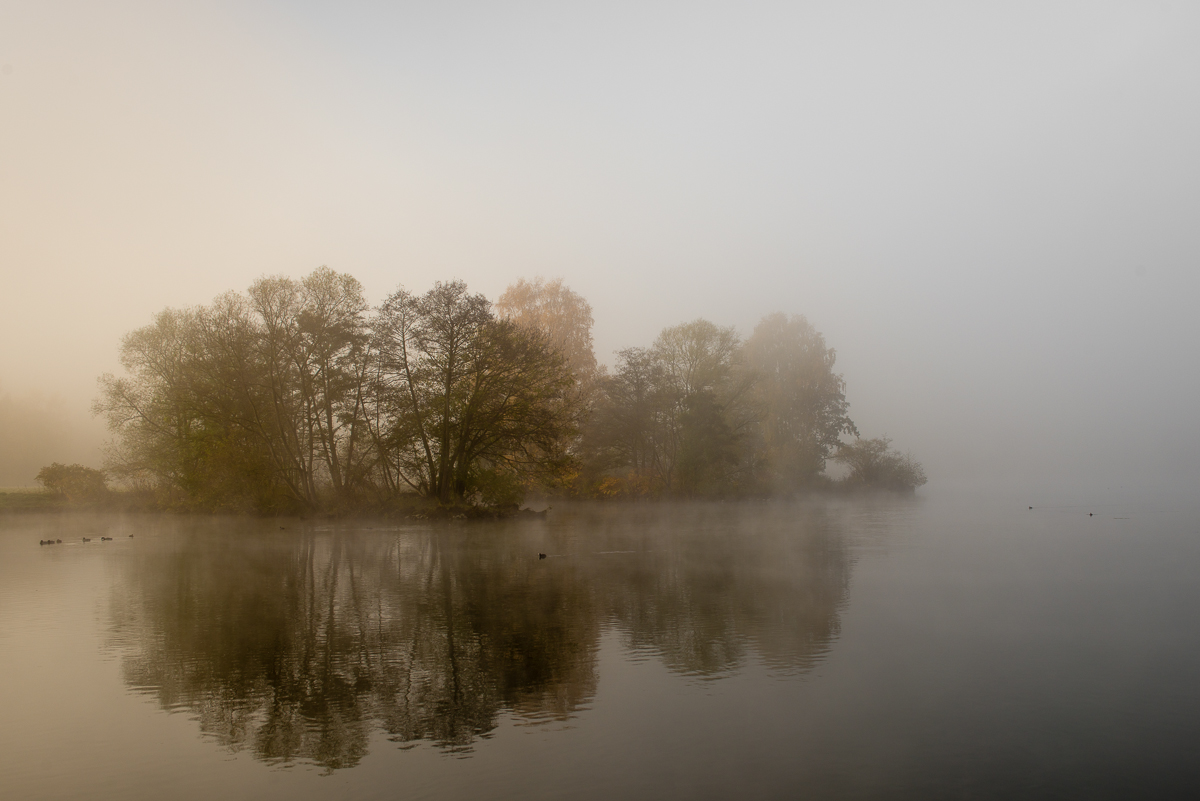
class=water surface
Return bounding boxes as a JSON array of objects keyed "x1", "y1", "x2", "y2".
[{"x1": 1, "y1": 493, "x2": 1198, "y2": 799}]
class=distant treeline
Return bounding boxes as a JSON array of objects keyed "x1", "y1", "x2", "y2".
[{"x1": 89, "y1": 269, "x2": 924, "y2": 512}]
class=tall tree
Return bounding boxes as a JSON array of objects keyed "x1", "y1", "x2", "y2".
[
  {"x1": 651, "y1": 319, "x2": 749, "y2": 494},
  {"x1": 741, "y1": 313, "x2": 857, "y2": 490},
  {"x1": 582, "y1": 320, "x2": 750, "y2": 496},
  {"x1": 95, "y1": 307, "x2": 204, "y2": 493},
  {"x1": 580, "y1": 347, "x2": 671, "y2": 495},
  {"x1": 295, "y1": 267, "x2": 371, "y2": 498},
  {"x1": 373, "y1": 281, "x2": 579, "y2": 504}
]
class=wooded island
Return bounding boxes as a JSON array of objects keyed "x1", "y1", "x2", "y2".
[{"x1": 57, "y1": 269, "x2": 925, "y2": 513}]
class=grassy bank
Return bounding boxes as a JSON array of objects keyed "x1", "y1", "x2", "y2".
[{"x1": 0, "y1": 487, "x2": 67, "y2": 512}]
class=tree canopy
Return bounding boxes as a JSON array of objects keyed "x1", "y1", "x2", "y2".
[
  {"x1": 93, "y1": 270, "x2": 924, "y2": 510},
  {"x1": 578, "y1": 314, "x2": 863, "y2": 497},
  {"x1": 495, "y1": 277, "x2": 598, "y2": 386},
  {"x1": 95, "y1": 270, "x2": 580, "y2": 511}
]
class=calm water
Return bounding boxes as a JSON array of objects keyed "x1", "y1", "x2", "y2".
[{"x1": 2, "y1": 492, "x2": 1199, "y2": 799}]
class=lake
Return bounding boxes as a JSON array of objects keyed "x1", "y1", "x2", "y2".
[{"x1": 2, "y1": 491, "x2": 1198, "y2": 799}]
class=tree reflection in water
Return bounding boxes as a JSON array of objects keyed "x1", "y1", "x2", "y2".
[{"x1": 108, "y1": 503, "x2": 851, "y2": 770}]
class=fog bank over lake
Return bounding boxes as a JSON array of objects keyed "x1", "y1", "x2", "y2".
[{"x1": 3, "y1": 2, "x2": 1199, "y2": 489}]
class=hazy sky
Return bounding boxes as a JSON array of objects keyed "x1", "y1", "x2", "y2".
[{"x1": 2, "y1": 1, "x2": 1198, "y2": 488}]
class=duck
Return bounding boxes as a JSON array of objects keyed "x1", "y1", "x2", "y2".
[
  {"x1": 82, "y1": 537, "x2": 91, "y2": 542},
  {"x1": 101, "y1": 536, "x2": 113, "y2": 541},
  {"x1": 538, "y1": 553, "x2": 547, "y2": 560}
]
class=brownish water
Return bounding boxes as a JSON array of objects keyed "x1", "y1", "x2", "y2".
[{"x1": 2, "y1": 492, "x2": 1198, "y2": 799}]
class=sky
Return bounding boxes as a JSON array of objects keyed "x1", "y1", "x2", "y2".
[{"x1": 2, "y1": 1, "x2": 1198, "y2": 490}]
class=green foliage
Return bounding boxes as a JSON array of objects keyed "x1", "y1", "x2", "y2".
[
  {"x1": 833, "y1": 437, "x2": 928, "y2": 492},
  {"x1": 35, "y1": 462, "x2": 108, "y2": 502}
]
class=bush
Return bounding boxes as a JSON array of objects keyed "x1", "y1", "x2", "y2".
[
  {"x1": 834, "y1": 438, "x2": 927, "y2": 492},
  {"x1": 35, "y1": 462, "x2": 109, "y2": 503}
]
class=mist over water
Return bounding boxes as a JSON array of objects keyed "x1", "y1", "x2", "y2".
[{"x1": 4, "y1": 495, "x2": 1200, "y2": 799}]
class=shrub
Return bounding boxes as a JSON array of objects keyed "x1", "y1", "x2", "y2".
[
  {"x1": 834, "y1": 438, "x2": 927, "y2": 492},
  {"x1": 35, "y1": 462, "x2": 109, "y2": 503}
]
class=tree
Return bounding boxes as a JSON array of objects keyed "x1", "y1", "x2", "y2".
[
  {"x1": 581, "y1": 347, "x2": 672, "y2": 496},
  {"x1": 95, "y1": 306, "x2": 206, "y2": 494},
  {"x1": 653, "y1": 319, "x2": 741, "y2": 398},
  {"x1": 294, "y1": 267, "x2": 371, "y2": 499},
  {"x1": 740, "y1": 313, "x2": 857, "y2": 490},
  {"x1": 834, "y1": 437, "x2": 927, "y2": 492},
  {"x1": 495, "y1": 277, "x2": 598, "y2": 385},
  {"x1": 243, "y1": 267, "x2": 374, "y2": 504},
  {"x1": 36, "y1": 462, "x2": 108, "y2": 502},
  {"x1": 651, "y1": 319, "x2": 750, "y2": 494},
  {"x1": 581, "y1": 319, "x2": 751, "y2": 496},
  {"x1": 96, "y1": 267, "x2": 375, "y2": 511},
  {"x1": 372, "y1": 280, "x2": 579, "y2": 504}
]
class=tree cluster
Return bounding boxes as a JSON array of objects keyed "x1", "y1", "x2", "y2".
[
  {"x1": 94, "y1": 269, "x2": 924, "y2": 511},
  {"x1": 95, "y1": 269, "x2": 576, "y2": 512},
  {"x1": 833, "y1": 437, "x2": 928, "y2": 493},
  {"x1": 579, "y1": 313, "x2": 860, "y2": 497}
]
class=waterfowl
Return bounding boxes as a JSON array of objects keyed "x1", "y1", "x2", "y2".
[
  {"x1": 82, "y1": 537, "x2": 91, "y2": 542},
  {"x1": 538, "y1": 553, "x2": 547, "y2": 560}
]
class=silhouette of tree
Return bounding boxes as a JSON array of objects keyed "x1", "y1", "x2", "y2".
[{"x1": 372, "y1": 281, "x2": 579, "y2": 504}]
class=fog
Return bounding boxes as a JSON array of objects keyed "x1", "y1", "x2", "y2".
[{"x1": 2, "y1": 1, "x2": 1198, "y2": 491}]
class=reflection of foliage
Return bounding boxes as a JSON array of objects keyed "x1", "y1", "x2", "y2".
[
  {"x1": 110, "y1": 504, "x2": 852, "y2": 770},
  {"x1": 577, "y1": 503, "x2": 851, "y2": 676},
  {"x1": 112, "y1": 525, "x2": 599, "y2": 769}
]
